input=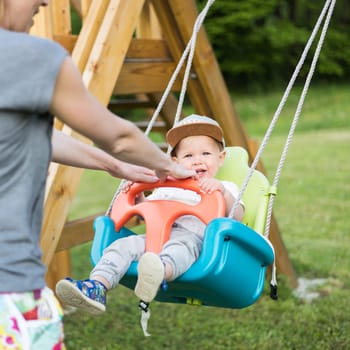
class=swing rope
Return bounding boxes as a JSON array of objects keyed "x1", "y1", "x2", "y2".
[
  {"x1": 105, "y1": 0, "x2": 216, "y2": 216},
  {"x1": 227, "y1": 0, "x2": 336, "y2": 291},
  {"x1": 229, "y1": 0, "x2": 336, "y2": 229},
  {"x1": 143, "y1": 0, "x2": 216, "y2": 155},
  {"x1": 265, "y1": 0, "x2": 336, "y2": 240}
]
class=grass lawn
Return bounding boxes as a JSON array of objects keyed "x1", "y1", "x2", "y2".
[{"x1": 63, "y1": 83, "x2": 350, "y2": 349}]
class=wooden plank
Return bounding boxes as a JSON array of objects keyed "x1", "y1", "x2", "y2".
[
  {"x1": 41, "y1": 163, "x2": 84, "y2": 265},
  {"x1": 108, "y1": 97, "x2": 153, "y2": 109},
  {"x1": 126, "y1": 39, "x2": 171, "y2": 59},
  {"x1": 41, "y1": 0, "x2": 146, "y2": 267},
  {"x1": 114, "y1": 61, "x2": 182, "y2": 94},
  {"x1": 135, "y1": 4, "x2": 185, "y2": 132},
  {"x1": 53, "y1": 34, "x2": 78, "y2": 53},
  {"x1": 56, "y1": 215, "x2": 143, "y2": 252},
  {"x1": 82, "y1": 0, "x2": 146, "y2": 104},
  {"x1": 81, "y1": 0, "x2": 93, "y2": 19},
  {"x1": 113, "y1": 38, "x2": 180, "y2": 95},
  {"x1": 41, "y1": 0, "x2": 108, "y2": 265},
  {"x1": 149, "y1": 1, "x2": 212, "y2": 122},
  {"x1": 72, "y1": 0, "x2": 110, "y2": 72},
  {"x1": 134, "y1": 120, "x2": 166, "y2": 132},
  {"x1": 168, "y1": 0, "x2": 250, "y2": 149},
  {"x1": 51, "y1": 0, "x2": 72, "y2": 36},
  {"x1": 136, "y1": 0, "x2": 162, "y2": 38},
  {"x1": 30, "y1": 4, "x2": 53, "y2": 38},
  {"x1": 56, "y1": 214, "x2": 102, "y2": 251},
  {"x1": 45, "y1": 251, "x2": 71, "y2": 290},
  {"x1": 41, "y1": 1, "x2": 109, "y2": 265}
]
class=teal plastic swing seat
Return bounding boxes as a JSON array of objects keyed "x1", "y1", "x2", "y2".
[{"x1": 91, "y1": 147, "x2": 275, "y2": 309}]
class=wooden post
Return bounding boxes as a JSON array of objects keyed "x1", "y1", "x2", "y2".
[
  {"x1": 41, "y1": 0, "x2": 146, "y2": 267},
  {"x1": 30, "y1": 4, "x2": 53, "y2": 38}
]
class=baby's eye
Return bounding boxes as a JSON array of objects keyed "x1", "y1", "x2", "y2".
[
  {"x1": 184, "y1": 154, "x2": 193, "y2": 158},
  {"x1": 202, "y1": 152, "x2": 211, "y2": 156}
]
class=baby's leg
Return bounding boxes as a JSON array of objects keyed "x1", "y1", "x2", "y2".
[
  {"x1": 56, "y1": 235, "x2": 146, "y2": 315},
  {"x1": 91, "y1": 234, "x2": 146, "y2": 289},
  {"x1": 160, "y1": 228, "x2": 202, "y2": 281}
]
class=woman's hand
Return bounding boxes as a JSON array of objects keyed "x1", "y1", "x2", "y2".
[{"x1": 155, "y1": 163, "x2": 197, "y2": 182}]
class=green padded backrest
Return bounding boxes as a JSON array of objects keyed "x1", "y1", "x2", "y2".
[{"x1": 216, "y1": 146, "x2": 271, "y2": 234}]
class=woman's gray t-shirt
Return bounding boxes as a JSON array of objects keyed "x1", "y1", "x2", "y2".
[{"x1": 0, "y1": 29, "x2": 67, "y2": 292}]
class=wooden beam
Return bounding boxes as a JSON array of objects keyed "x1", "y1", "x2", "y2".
[
  {"x1": 108, "y1": 98, "x2": 153, "y2": 110},
  {"x1": 41, "y1": 0, "x2": 146, "y2": 267},
  {"x1": 30, "y1": 4, "x2": 53, "y2": 38},
  {"x1": 114, "y1": 61, "x2": 182, "y2": 94},
  {"x1": 81, "y1": 0, "x2": 93, "y2": 19},
  {"x1": 56, "y1": 215, "x2": 143, "y2": 252},
  {"x1": 135, "y1": 5, "x2": 185, "y2": 133},
  {"x1": 41, "y1": 163, "x2": 84, "y2": 265},
  {"x1": 45, "y1": 251, "x2": 71, "y2": 290},
  {"x1": 171, "y1": 0, "x2": 250, "y2": 149},
  {"x1": 136, "y1": 0, "x2": 162, "y2": 38},
  {"x1": 56, "y1": 214, "x2": 102, "y2": 251},
  {"x1": 71, "y1": 0, "x2": 110, "y2": 72},
  {"x1": 53, "y1": 34, "x2": 78, "y2": 53},
  {"x1": 149, "y1": 2, "x2": 210, "y2": 116},
  {"x1": 51, "y1": 0, "x2": 72, "y2": 36},
  {"x1": 113, "y1": 38, "x2": 182, "y2": 95},
  {"x1": 82, "y1": 0, "x2": 146, "y2": 104},
  {"x1": 41, "y1": 1, "x2": 111, "y2": 266},
  {"x1": 126, "y1": 38, "x2": 172, "y2": 59}
]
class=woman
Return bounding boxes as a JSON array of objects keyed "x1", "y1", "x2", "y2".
[{"x1": 0, "y1": 1, "x2": 195, "y2": 348}]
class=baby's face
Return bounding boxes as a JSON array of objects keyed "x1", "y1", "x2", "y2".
[{"x1": 172, "y1": 135, "x2": 225, "y2": 179}]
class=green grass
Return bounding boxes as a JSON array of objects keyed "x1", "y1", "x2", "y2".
[{"x1": 63, "y1": 83, "x2": 350, "y2": 349}]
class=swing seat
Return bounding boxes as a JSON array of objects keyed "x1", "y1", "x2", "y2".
[{"x1": 91, "y1": 146, "x2": 275, "y2": 309}]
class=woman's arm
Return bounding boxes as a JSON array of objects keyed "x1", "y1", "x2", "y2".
[
  {"x1": 52, "y1": 129, "x2": 159, "y2": 183},
  {"x1": 49, "y1": 57, "x2": 195, "y2": 181}
]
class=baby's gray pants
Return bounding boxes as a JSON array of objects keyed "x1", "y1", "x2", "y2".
[{"x1": 90, "y1": 226, "x2": 203, "y2": 289}]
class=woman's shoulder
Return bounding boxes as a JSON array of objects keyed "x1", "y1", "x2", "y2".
[{"x1": 0, "y1": 28, "x2": 66, "y2": 56}]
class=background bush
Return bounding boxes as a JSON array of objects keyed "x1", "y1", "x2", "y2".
[{"x1": 197, "y1": 0, "x2": 350, "y2": 90}]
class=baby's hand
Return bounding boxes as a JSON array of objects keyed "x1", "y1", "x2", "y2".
[
  {"x1": 121, "y1": 181, "x2": 133, "y2": 193},
  {"x1": 199, "y1": 178, "x2": 224, "y2": 194}
]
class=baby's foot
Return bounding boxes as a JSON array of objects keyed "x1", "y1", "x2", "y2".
[
  {"x1": 134, "y1": 252, "x2": 164, "y2": 302},
  {"x1": 56, "y1": 278, "x2": 107, "y2": 315}
]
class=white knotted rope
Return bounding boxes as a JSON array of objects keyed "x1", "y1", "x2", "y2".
[{"x1": 227, "y1": 0, "x2": 336, "y2": 290}]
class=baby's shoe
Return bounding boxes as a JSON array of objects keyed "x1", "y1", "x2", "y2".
[
  {"x1": 134, "y1": 252, "x2": 164, "y2": 302},
  {"x1": 56, "y1": 278, "x2": 107, "y2": 315}
]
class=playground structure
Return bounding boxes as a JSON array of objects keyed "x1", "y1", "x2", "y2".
[{"x1": 30, "y1": 0, "x2": 298, "y2": 291}]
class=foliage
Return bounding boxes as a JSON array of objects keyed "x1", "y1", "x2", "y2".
[{"x1": 196, "y1": 0, "x2": 350, "y2": 90}]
